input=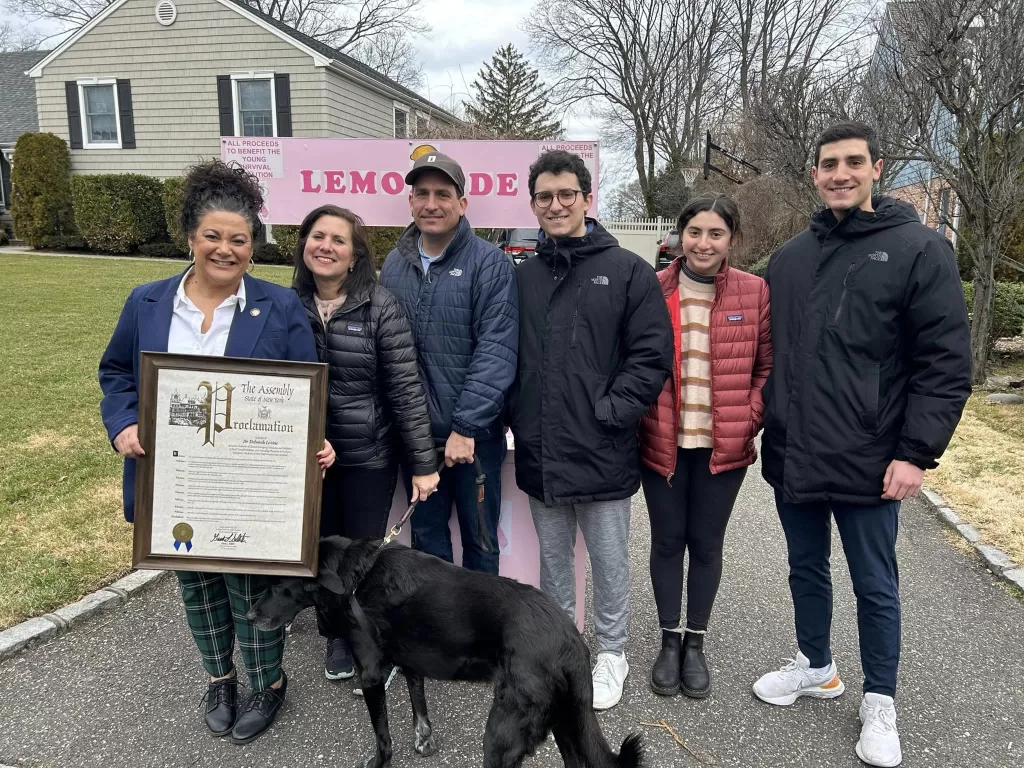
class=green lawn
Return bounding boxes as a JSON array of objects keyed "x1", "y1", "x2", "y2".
[{"x1": 0, "y1": 253, "x2": 293, "y2": 629}]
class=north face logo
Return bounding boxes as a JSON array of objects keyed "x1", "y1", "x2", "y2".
[
  {"x1": 869, "y1": 251, "x2": 889, "y2": 262},
  {"x1": 449, "y1": 268, "x2": 463, "y2": 277},
  {"x1": 591, "y1": 276, "x2": 609, "y2": 285}
]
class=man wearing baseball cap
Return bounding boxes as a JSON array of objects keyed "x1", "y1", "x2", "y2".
[{"x1": 380, "y1": 151, "x2": 518, "y2": 574}]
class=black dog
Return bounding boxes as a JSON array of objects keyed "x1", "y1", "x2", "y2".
[{"x1": 248, "y1": 536, "x2": 643, "y2": 768}]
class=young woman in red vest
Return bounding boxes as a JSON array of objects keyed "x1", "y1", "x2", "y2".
[{"x1": 639, "y1": 194, "x2": 772, "y2": 698}]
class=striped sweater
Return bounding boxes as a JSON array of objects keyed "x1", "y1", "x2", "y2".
[{"x1": 677, "y1": 262, "x2": 716, "y2": 449}]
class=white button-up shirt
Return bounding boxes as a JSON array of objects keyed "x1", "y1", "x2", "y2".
[{"x1": 167, "y1": 268, "x2": 247, "y2": 357}]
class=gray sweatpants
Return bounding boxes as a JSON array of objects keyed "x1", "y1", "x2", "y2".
[{"x1": 528, "y1": 496, "x2": 631, "y2": 655}]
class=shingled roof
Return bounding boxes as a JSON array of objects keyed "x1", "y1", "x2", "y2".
[{"x1": 0, "y1": 50, "x2": 49, "y2": 145}]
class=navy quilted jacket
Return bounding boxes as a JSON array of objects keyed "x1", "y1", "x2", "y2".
[{"x1": 380, "y1": 216, "x2": 519, "y2": 444}]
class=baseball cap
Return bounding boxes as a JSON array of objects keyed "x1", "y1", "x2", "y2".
[{"x1": 405, "y1": 151, "x2": 466, "y2": 196}]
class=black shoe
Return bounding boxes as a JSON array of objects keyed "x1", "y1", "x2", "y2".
[
  {"x1": 202, "y1": 674, "x2": 238, "y2": 737},
  {"x1": 325, "y1": 636, "x2": 355, "y2": 680},
  {"x1": 680, "y1": 631, "x2": 711, "y2": 698},
  {"x1": 230, "y1": 671, "x2": 287, "y2": 745},
  {"x1": 650, "y1": 630, "x2": 682, "y2": 696}
]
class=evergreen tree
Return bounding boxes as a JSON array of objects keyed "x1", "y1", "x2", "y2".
[{"x1": 465, "y1": 44, "x2": 562, "y2": 140}]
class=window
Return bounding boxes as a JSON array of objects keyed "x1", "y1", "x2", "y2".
[
  {"x1": 416, "y1": 112, "x2": 430, "y2": 137},
  {"x1": 231, "y1": 74, "x2": 277, "y2": 137},
  {"x1": 77, "y1": 80, "x2": 121, "y2": 148},
  {"x1": 394, "y1": 105, "x2": 409, "y2": 138}
]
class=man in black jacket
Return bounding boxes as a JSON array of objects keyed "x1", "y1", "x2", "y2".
[
  {"x1": 752, "y1": 122, "x2": 971, "y2": 768},
  {"x1": 507, "y1": 150, "x2": 672, "y2": 711}
]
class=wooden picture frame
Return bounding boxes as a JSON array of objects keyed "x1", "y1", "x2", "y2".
[{"x1": 132, "y1": 352, "x2": 327, "y2": 577}]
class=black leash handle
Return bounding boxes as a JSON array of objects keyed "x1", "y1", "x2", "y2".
[{"x1": 382, "y1": 448, "x2": 493, "y2": 555}]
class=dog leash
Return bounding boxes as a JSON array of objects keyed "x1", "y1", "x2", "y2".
[{"x1": 382, "y1": 448, "x2": 493, "y2": 554}]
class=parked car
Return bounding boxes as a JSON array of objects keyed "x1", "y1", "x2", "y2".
[
  {"x1": 492, "y1": 227, "x2": 540, "y2": 265},
  {"x1": 656, "y1": 230, "x2": 679, "y2": 270}
]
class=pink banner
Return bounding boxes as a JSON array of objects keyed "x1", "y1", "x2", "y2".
[{"x1": 220, "y1": 137, "x2": 599, "y2": 227}]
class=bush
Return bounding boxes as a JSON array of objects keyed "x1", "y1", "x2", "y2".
[
  {"x1": 71, "y1": 174, "x2": 166, "y2": 253},
  {"x1": 0, "y1": 229, "x2": 9, "y2": 247},
  {"x1": 366, "y1": 226, "x2": 405, "y2": 270},
  {"x1": 10, "y1": 132, "x2": 77, "y2": 248},
  {"x1": 272, "y1": 225, "x2": 300, "y2": 263},
  {"x1": 44, "y1": 235, "x2": 87, "y2": 250},
  {"x1": 162, "y1": 177, "x2": 187, "y2": 252},
  {"x1": 138, "y1": 242, "x2": 188, "y2": 259},
  {"x1": 963, "y1": 281, "x2": 1024, "y2": 340},
  {"x1": 254, "y1": 241, "x2": 289, "y2": 265},
  {"x1": 745, "y1": 254, "x2": 770, "y2": 277}
]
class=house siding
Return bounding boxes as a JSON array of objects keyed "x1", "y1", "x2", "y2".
[
  {"x1": 34, "y1": 0, "x2": 329, "y2": 178},
  {"x1": 322, "y1": 68, "x2": 395, "y2": 138}
]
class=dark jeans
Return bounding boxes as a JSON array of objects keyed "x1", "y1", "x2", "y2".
[
  {"x1": 640, "y1": 448, "x2": 746, "y2": 631},
  {"x1": 316, "y1": 463, "x2": 398, "y2": 638},
  {"x1": 404, "y1": 432, "x2": 505, "y2": 574},
  {"x1": 776, "y1": 491, "x2": 901, "y2": 697}
]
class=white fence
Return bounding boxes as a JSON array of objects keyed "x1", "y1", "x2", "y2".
[{"x1": 602, "y1": 217, "x2": 675, "y2": 266}]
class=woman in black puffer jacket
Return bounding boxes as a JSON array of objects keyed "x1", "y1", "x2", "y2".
[{"x1": 291, "y1": 205, "x2": 439, "y2": 683}]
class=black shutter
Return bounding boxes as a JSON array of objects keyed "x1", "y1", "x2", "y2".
[
  {"x1": 65, "y1": 81, "x2": 83, "y2": 149},
  {"x1": 116, "y1": 79, "x2": 135, "y2": 149},
  {"x1": 217, "y1": 75, "x2": 234, "y2": 136},
  {"x1": 274, "y1": 73, "x2": 291, "y2": 137}
]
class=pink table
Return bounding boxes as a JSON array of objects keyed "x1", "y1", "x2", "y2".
[{"x1": 386, "y1": 434, "x2": 588, "y2": 631}]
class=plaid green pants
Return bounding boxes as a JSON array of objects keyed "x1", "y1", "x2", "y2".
[{"x1": 175, "y1": 571, "x2": 284, "y2": 691}]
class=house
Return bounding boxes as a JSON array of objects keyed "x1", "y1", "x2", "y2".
[
  {"x1": 0, "y1": 50, "x2": 49, "y2": 233},
  {"x1": 24, "y1": 0, "x2": 457, "y2": 182}
]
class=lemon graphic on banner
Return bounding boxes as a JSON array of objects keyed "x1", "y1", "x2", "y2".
[{"x1": 410, "y1": 144, "x2": 438, "y2": 161}]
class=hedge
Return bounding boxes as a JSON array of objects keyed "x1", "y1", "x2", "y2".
[
  {"x1": 272, "y1": 225, "x2": 300, "y2": 263},
  {"x1": 138, "y1": 242, "x2": 188, "y2": 259},
  {"x1": 963, "y1": 281, "x2": 1024, "y2": 341},
  {"x1": 163, "y1": 177, "x2": 187, "y2": 252},
  {"x1": 10, "y1": 132, "x2": 77, "y2": 248},
  {"x1": 71, "y1": 174, "x2": 166, "y2": 253},
  {"x1": 745, "y1": 255, "x2": 770, "y2": 277}
]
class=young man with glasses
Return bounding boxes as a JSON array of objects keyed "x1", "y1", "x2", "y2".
[{"x1": 506, "y1": 150, "x2": 673, "y2": 710}]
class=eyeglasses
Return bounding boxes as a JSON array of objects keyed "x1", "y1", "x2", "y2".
[{"x1": 532, "y1": 189, "x2": 583, "y2": 208}]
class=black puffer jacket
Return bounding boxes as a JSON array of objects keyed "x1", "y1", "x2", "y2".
[
  {"x1": 299, "y1": 283, "x2": 436, "y2": 475},
  {"x1": 507, "y1": 220, "x2": 673, "y2": 505},
  {"x1": 762, "y1": 197, "x2": 971, "y2": 505}
]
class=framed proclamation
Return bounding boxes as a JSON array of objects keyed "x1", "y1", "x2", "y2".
[{"x1": 132, "y1": 352, "x2": 328, "y2": 577}]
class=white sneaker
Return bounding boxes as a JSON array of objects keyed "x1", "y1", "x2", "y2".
[
  {"x1": 752, "y1": 651, "x2": 845, "y2": 706},
  {"x1": 857, "y1": 693, "x2": 902, "y2": 767},
  {"x1": 592, "y1": 652, "x2": 628, "y2": 710},
  {"x1": 353, "y1": 665, "x2": 399, "y2": 697}
]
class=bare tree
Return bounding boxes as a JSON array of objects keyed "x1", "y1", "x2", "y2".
[
  {"x1": 525, "y1": 0, "x2": 698, "y2": 216},
  {"x1": 873, "y1": 0, "x2": 1024, "y2": 380},
  {"x1": 348, "y1": 26, "x2": 423, "y2": 89},
  {"x1": 0, "y1": 20, "x2": 44, "y2": 51}
]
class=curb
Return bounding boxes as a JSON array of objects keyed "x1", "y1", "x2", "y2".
[
  {"x1": 0, "y1": 570, "x2": 169, "y2": 664},
  {"x1": 921, "y1": 487, "x2": 1024, "y2": 594}
]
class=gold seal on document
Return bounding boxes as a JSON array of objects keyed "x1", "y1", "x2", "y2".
[{"x1": 173, "y1": 523, "x2": 194, "y2": 544}]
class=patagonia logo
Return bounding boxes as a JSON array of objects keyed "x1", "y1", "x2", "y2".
[
  {"x1": 347, "y1": 323, "x2": 364, "y2": 332},
  {"x1": 449, "y1": 268, "x2": 463, "y2": 277},
  {"x1": 727, "y1": 314, "x2": 743, "y2": 321},
  {"x1": 591, "y1": 275, "x2": 609, "y2": 285},
  {"x1": 869, "y1": 251, "x2": 889, "y2": 262}
]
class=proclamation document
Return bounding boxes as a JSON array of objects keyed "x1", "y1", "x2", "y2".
[{"x1": 133, "y1": 354, "x2": 327, "y2": 576}]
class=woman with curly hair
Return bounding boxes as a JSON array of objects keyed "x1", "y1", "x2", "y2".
[
  {"x1": 98, "y1": 160, "x2": 335, "y2": 744},
  {"x1": 291, "y1": 205, "x2": 439, "y2": 686}
]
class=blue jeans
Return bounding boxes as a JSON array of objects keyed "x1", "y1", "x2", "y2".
[
  {"x1": 776, "y1": 492, "x2": 901, "y2": 697},
  {"x1": 405, "y1": 432, "x2": 505, "y2": 574}
]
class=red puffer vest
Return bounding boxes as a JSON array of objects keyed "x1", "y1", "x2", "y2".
[{"x1": 639, "y1": 258, "x2": 772, "y2": 478}]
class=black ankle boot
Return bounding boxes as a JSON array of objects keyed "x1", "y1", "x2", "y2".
[
  {"x1": 650, "y1": 630, "x2": 682, "y2": 696},
  {"x1": 680, "y1": 631, "x2": 711, "y2": 698}
]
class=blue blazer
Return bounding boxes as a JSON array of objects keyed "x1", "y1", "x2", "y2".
[{"x1": 98, "y1": 271, "x2": 317, "y2": 522}]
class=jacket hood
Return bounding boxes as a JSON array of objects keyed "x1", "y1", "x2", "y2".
[
  {"x1": 536, "y1": 218, "x2": 620, "y2": 270},
  {"x1": 810, "y1": 196, "x2": 921, "y2": 243}
]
